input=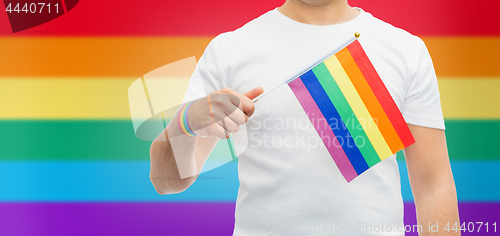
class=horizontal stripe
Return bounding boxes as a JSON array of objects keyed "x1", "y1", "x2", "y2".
[
  {"x1": 0, "y1": 120, "x2": 151, "y2": 160},
  {"x1": 438, "y1": 79, "x2": 500, "y2": 119},
  {"x1": 337, "y1": 47, "x2": 404, "y2": 154},
  {"x1": 289, "y1": 78, "x2": 357, "y2": 182},
  {"x1": 0, "y1": 203, "x2": 497, "y2": 236},
  {"x1": 0, "y1": 203, "x2": 237, "y2": 236},
  {"x1": 354, "y1": 0, "x2": 500, "y2": 36},
  {"x1": 0, "y1": 78, "x2": 135, "y2": 119},
  {"x1": 0, "y1": 37, "x2": 498, "y2": 78},
  {"x1": 0, "y1": 37, "x2": 211, "y2": 77},
  {"x1": 0, "y1": 161, "x2": 239, "y2": 202},
  {"x1": 0, "y1": 119, "x2": 235, "y2": 163},
  {"x1": 302, "y1": 69, "x2": 370, "y2": 174},
  {"x1": 0, "y1": 78, "x2": 498, "y2": 120},
  {"x1": 0, "y1": 0, "x2": 498, "y2": 36},
  {"x1": 445, "y1": 120, "x2": 500, "y2": 160},
  {"x1": 348, "y1": 40, "x2": 415, "y2": 147},
  {"x1": 425, "y1": 37, "x2": 500, "y2": 77},
  {"x1": 0, "y1": 120, "x2": 498, "y2": 161},
  {"x1": 0, "y1": 0, "x2": 282, "y2": 36},
  {"x1": 312, "y1": 64, "x2": 379, "y2": 167},
  {"x1": 0, "y1": 161, "x2": 498, "y2": 201},
  {"x1": 325, "y1": 53, "x2": 393, "y2": 160}
]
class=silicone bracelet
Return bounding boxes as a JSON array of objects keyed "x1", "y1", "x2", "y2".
[
  {"x1": 178, "y1": 102, "x2": 196, "y2": 137},
  {"x1": 184, "y1": 102, "x2": 196, "y2": 136}
]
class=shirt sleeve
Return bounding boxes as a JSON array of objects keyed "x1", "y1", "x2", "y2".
[
  {"x1": 402, "y1": 37, "x2": 445, "y2": 130},
  {"x1": 182, "y1": 35, "x2": 229, "y2": 103}
]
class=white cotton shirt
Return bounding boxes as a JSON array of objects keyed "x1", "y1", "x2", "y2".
[{"x1": 182, "y1": 7, "x2": 445, "y2": 236}]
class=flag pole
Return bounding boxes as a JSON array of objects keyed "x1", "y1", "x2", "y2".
[{"x1": 252, "y1": 32, "x2": 360, "y2": 103}]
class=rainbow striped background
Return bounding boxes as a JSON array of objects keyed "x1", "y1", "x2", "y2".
[{"x1": 0, "y1": 0, "x2": 499, "y2": 235}]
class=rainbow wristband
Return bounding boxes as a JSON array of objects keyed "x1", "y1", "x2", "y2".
[{"x1": 178, "y1": 102, "x2": 196, "y2": 137}]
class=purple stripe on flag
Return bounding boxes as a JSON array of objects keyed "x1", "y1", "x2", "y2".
[
  {"x1": 0, "y1": 202, "x2": 236, "y2": 236},
  {"x1": 289, "y1": 78, "x2": 358, "y2": 181}
]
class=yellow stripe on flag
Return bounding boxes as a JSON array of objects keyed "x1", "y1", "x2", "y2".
[{"x1": 324, "y1": 56, "x2": 393, "y2": 160}]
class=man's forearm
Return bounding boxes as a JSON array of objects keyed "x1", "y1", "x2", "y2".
[
  {"x1": 413, "y1": 171, "x2": 460, "y2": 235},
  {"x1": 149, "y1": 121, "x2": 198, "y2": 195},
  {"x1": 405, "y1": 125, "x2": 460, "y2": 236}
]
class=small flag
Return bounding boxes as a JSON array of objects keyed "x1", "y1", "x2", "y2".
[{"x1": 288, "y1": 37, "x2": 415, "y2": 182}]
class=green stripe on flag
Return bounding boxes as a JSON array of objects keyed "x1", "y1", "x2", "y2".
[{"x1": 312, "y1": 63, "x2": 380, "y2": 166}]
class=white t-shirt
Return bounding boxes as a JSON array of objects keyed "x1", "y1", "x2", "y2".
[{"x1": 183, "y1": 8, "x2": 444, "y2": 236}]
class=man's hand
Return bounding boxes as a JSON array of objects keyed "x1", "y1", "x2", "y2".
[
  {"x1": 150, "y1": 86, "x2": 263, "y2": 194},
  {"x1": 187, "y1": 87, "x2": 263, "y2": 139}
]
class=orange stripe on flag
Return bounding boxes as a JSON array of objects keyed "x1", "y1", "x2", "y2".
[{"x1": 336, "y1": 48, "x2": 405, "y2": 154}]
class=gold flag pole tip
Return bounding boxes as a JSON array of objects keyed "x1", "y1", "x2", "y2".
[{"x1": 354, "y1": 32, "x2": 360, "y2": 38}]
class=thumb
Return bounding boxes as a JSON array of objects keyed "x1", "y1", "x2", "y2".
[{"x1": 242, "y1": 87, "x2": 264, "y2": 100}]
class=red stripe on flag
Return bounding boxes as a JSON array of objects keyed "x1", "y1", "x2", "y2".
[
  {"x1": 347, "y1": 40, "x2": 415, "y2": 147},
  {"x1": 336, "y1": 48, "x2": 405, "y2": 154}
]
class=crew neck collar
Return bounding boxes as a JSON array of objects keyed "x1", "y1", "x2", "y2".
[{"x1": 270, "y1": 7, "x2": 366, "y2": 33}]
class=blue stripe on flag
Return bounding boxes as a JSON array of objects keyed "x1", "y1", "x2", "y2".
[{"x1": 299, "y1": 70, "x2": 369, "y2": 174}]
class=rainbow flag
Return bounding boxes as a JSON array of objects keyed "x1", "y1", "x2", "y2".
[{"x1": 288, "y1": 39, "x2": 415, "y2": 182}]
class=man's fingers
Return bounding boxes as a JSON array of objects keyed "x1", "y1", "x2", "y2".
[
  {"x1": 219, "y1": 117, "x2": 239, "y2": 134},
  {"x1": 207, "y1": 123, "x2": 229, "y2": 140},
  {"x1": 236, "y1": 87, "x2": 263, "y2": 117},
  {"x1": 226, "y1": 106, "x2": 247, "y2": 125},
  {"x1": 242, "y1": 87, "x2": 264, "y2": 100},
  {"x1": 209, "y1": 94, "x2": 239, "y2": 121},
  {"x1": 210, "y1": 86, "x2": 262, "y2": 123}
]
